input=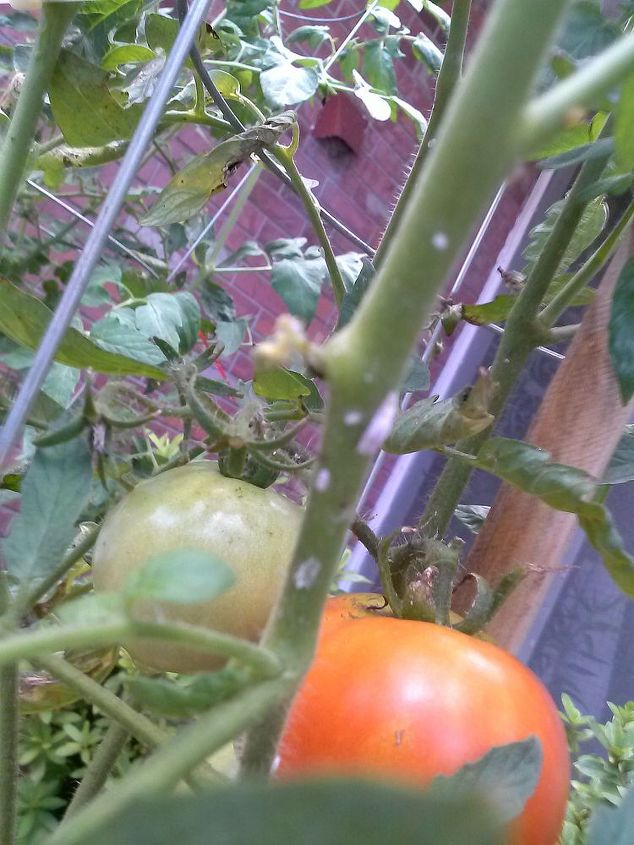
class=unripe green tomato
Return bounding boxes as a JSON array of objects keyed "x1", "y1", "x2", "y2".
[{"x1": 92, "y1": 461, "x2": 302, "y2": 673}]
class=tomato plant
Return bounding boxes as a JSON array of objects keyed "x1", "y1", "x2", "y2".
[
  {"x1": 3, "y1": 0, "x2": 634, "y2": 843},
  {"x1": 92, "y1": 461, "x2": 302, "y2": 673},
  {"x1": 278, "y1": 609, "x2": 570, "y2": 845}
]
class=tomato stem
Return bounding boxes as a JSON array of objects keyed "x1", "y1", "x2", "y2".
[
  {"x1": 0, "y1": 2, "x2": 78, "y2": 243},
  {"x1": 241, "y1": 0, "x2": 577, "y2": 776}
]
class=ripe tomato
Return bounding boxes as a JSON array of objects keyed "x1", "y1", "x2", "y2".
[
  {"x1": 278, "y1": 607, "x2": 569, "y2": 845},
  {"x1": 92, "y1": 461, "x2": 302, "y2": 673}
]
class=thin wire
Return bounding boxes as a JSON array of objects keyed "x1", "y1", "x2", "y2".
[
  {"x1": 167, "y1": 163, "x2": 257, "y2": 282},
  {"x1": 485, "y1": 322, "x2": 565, "y2": 361},
  {"x1": 0, "y1": 0, "x2": 214, "y2": 474},
  {"x1": 279, "y1": 9, "x2": 366, "y2": 23},
  {"x1": 26, "y1": 179, "x2": 160, "y2": 279},
  {"x1": 324, "y1": 0, "x2": 378, "y2": 72}
]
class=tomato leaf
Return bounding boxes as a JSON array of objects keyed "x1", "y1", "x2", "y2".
[
  {"x1": 260, "y1": 63, "x2": 319, "y2": 108},
  {"x1": 462, "y1": 294, "x2": 517, "y2": 326},
  {"x1": 123, "y1": 549, "x2": 235, "y2": 604},
  {"x1": 536, "y1": 137, "x2": 614, "y2": 170},
  {"x1": 587, "y1": 783, "x2": 634, "y2": 844},
  {"x1": 429, "y1": 737, "x2": 542, "y2": 825},
  {"x1": 90, "y1": 310, "x2": 168, "y2": 367},
  {"x1": 143, "y1": 114, "x2": 296, "y2": 226},
  {"x1": 603, "y1": 426, "x2": 634, "y2": 485},
  {"x1": 411, "y1": 33, "x2": 443, "y2": 73},
  {"x1": 609, "y1": 256, "x2": 634, "y2": 403},
  {"x1": 0, "y1": 279, "x2": 166, "y2": 379},
  {"x1": 452, "y1": 438, "x2": 634, "y2": 596},
  {"x1": 101, "y1": 44, "x2": 156, "y2": 71},
  {"x1": 454, "y1": 504, "x2": 490, "y2": 534},
  {"x1": 271, "y1": 256, "x2": 326, "y2": 324},
  {"x1": 49, "y1": 49, "x2": 142, "y2": 146},
  {"x1": 522, "y1": 196, "x2": 608, "y2": 277},
  {"x1": 253, "y1": 367, "x2": 311, "y2": 401},
  {"x1": 126, "y1": 665, "x2": 252, "y2": 717},
  {"x1": 86, "y1": 779, "x2": 504, "y2": 845},
  {"x1": 400, "y1": 354, "x2": 430, "y2": 393},
  {"x1": 336, "y1": 257, "x2": 375, "y2": 330},
  {"x1": 1, "y1": 438, "x2": 93, "y2": 586},
  {"x1": 384, "y1": 372, "x2": 494, "y2": 455},
  {"x1": 135, "y1": 292, "x2": 201, "y2": 355}
]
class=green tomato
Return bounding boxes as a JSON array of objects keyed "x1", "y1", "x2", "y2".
[{"x1": 92, "y1": 461, "x2": 303, "y2": 673}]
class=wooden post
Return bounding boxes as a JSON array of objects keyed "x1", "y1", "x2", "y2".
[{"x1": 459, "y1": 231, "x2": 634, "y2": 652}]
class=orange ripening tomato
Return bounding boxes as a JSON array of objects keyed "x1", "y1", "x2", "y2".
[{"x1": 277, "y1": 607, "x2": 570, "y2": 845}]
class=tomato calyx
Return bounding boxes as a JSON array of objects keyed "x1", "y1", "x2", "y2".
[{"x1": 373, "y1": 526, "x2": 523, "y2": 637}]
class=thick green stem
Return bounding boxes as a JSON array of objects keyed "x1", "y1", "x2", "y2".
[
  {"x1": 373, "y1": 0, "x2": 472, "y2": 267},
  {"x1": 0, "y1": 574, "x2": 18, "y2": 845},
  {"x1": 34, "y1": 654, "x2": 167, "y2": 751},
  {"x1": 540, "y1": 198, "x2": 634, "y2": 327},
  {"x1": 239, "y1": 0, "x2": 573, "y2": 774},
  {"x1": 521, "y1": 29, "x2": 634, "y2": 154},
  {"x1": 270, "y1": 145, "x2": 346, "y2": 307},
  {"x1": 419, "y1": 153, "x2": 609, "y2": 538},
  {"x1": 50, "y1": 677, "x2": 291, "y2": 845},
  {"x1": 0, "y1": 2, "x2": 77, "y2": 240},
  {"x1": 0, "y1": 619, "x2": 281, "y2": 678},
  {"x1": 63, "y1": 722, "x2": 130, "y2": 819}
]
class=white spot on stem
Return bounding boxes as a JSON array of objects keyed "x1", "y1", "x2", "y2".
[
  {"x1": 314, "y1": 468, "x2": 331, "y2": 492},
  {"x1": 357, "y1": 391, "x2": 399, "y2": 455},
  {"x1": 432, "y1": 231, "x2": 449, "y2": 251},
  {"x1": 344, "y1": 410, "x2": 363, "y2": 426},
  {"x1": 293, "y1": 557, "x2": 321, "y2": 589}
]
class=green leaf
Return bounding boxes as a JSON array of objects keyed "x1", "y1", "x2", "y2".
[
  {"x1": 603, "y1": 426, "x2": 634, "y2": 485},
  {"x1": 286, "y1": 25, "x2": 331, "y2": 49},
  {"x1": 384, "y1": 374, "x2": 494, "y2": 454},
  {"x1": 429, "y1": 738, "x2": 542, "y2": 825},
  {"x1": 363, "y1": 41, "x2": 397, "y2": 95},
  {"x1": 208, "y1": 69, "x2": 241, "y2": 98},
  {"x1": 48, "y1": 49, "x2": 142, "y2": 146},
  {"x1": 462, "y1": 294, "x2": 517, "y2": 326},
  {"x1": 271, "y1": 256, "x2": 326, "y2": 323},
  {"x1": 411, "y1": 33, "x2": 443, "y2": 73},
  {"x1": 537, "y1": 137, "x2": 614, "y2": 170},
  {"x1": 253, "y1": 367, "x2": 311, "y2": 401},
  {"x1": 0, "y1": 279, "x2": 166, "y2": 379},
  {"x1": 400, "y1": 354, "x2": 430, "y2": 393},
  {"x1": 336, "y1": 257, "x2": 375, "y2": 329},
  {"x1": 134, "y1": 292, "x2": 201, "y2": 355},
  {"x1": 87, "y1": 779, "x2": 504, "y2": 845},
  {"x1": 215, "y1": 318, "x2": 247, "y2": 356},
  {"x1": 587, "y1": 784, "x2": 634, "y2": 844},
  {"x1": 455, "y1": 504, "x2": 490, "y2": 534},
  {"x1": 83, "y1": 262, "x2": 125, "y2": 307},
  {"x1": 124, "y1": 549, "x2": 235, "y2": 604},
  {"x1": 523, "y1": 195, "x2": 608, "y2": 277},
  {"x1": 143, "y1": 114, "x2": 295, "y2": 226},
  {"x1": 101, "y1": 44, "x2": 155, "y2": 70},
  {"x1": 126, "y1": 665, "x2": 252, "y2": 717},
  {"x1": 2, "y1": 438, "x2": 92, "y2": 585},
  {"x1": 90, "y1": 310, "x2": 168, "y2": 367},
  {"x1": 529, "y1": 112, "x2": 607, "y2": 161},
  {"x1": 616, "y1": 74, "x2": 634, "y2": 179},
  {"x1": 201, "y1": 282, "x2": 236, "y2": 323},
  {"x1": 609, "y1": 257, "x2": 634, "y2": 403},
  {"x1": 260, "y1": 63, "x2": 319, "y2": 108},
  {"x1": 299, "y1": 0, "x2": 332, "y2": 8},
  {"x1": 555, "y1": 1, "x2": 620, "y2": 61},
  {"x1": 453, "y1": 437, "x2": 634, "y2": 596}
]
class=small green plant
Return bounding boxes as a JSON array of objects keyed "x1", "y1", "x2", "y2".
[{"x1": 559, "y1": 695, "x2": 634, "y2": 844}]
